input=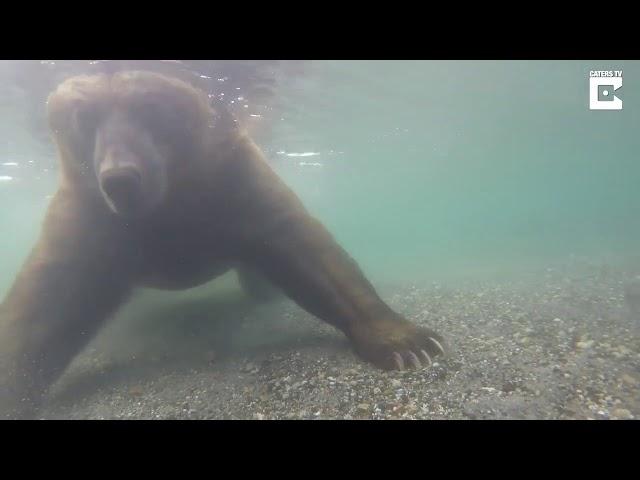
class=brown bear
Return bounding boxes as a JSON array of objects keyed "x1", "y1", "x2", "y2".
[{"x1": 0, "y1": 71, "x2": 444, "y2": 419}]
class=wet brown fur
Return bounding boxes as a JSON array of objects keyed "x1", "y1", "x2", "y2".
[{"x1": 0, "y1": 71, "x2": 444, "y2": 418}]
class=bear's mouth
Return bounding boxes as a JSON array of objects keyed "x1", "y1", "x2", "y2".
[{"x1": 99, "y1": 166, "x2": 145, "y2": 217}]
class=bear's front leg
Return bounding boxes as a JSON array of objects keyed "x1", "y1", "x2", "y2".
[
  {"x1": 0, "y1": 251, "x2": 132, "y2": 419},
  {"x1": 240, "y1": 212, "x2": 445, "y2": 371},
  {"x1": 0, "y1": 198, "x2": 133, "y2": 419}
]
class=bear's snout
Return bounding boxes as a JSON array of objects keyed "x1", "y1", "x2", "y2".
[{"x1": 100, "y1": 166, "x2": 143, "y2": 215}]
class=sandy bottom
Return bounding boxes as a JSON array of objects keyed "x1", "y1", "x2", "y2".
[{"x1": 40, "y1": 261, "x2": 640, "y2": 420}]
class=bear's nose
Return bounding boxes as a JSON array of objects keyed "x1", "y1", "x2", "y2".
[{"x1": 100, "y1": 167, "x2": 142, "y2": 214}]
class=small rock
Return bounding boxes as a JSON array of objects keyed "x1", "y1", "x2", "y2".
[
  {"x1": 615, "y1": 345, "x2": 632, "y2": 356},
  {"x1": 128, "y1": 386, "x2": 143, "y2": 397},
  {"x1": 243, "y1": 362, "x2": 257, "y2": 373},
  {"x1": 357, "y1": 403, "x2": 370, "y2": 411},
  {"x1": 205, "y1": 350, "x2": 217, "y2": 364},
  {"x1": 406, "y1": 403, "x2": 418, "y2": 412},
  {"x1": 611, "y1": 408, "x2": 634, "y2": 420}
]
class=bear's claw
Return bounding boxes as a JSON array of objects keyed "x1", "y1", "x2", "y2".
[
  {"x1": 429, "y1": 337, "x2": 445, "y2": 356},
  {"x1": 392, "y1": 346, "x2": 437, "y2": 370},
  {"x1": 420, "y1": 349, "x2": 433, "y2": 367}
]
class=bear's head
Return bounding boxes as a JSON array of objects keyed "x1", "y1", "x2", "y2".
[{"x1": 47, "y1": 71, "x2": 216, "y2": 218}]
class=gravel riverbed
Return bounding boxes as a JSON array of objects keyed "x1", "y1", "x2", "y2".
[{"x1": 40, "y1": 261, "x2": 640, "y2": 420}]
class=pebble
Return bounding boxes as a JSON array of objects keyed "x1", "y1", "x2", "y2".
[
  {"x1": 611, "y1": 408, "x2": 634, "y2": 420},
  {"x1": 243, "y1": 362, "x2": 258, "y2": 373},
  {"x1": 205, "y1": 350, "x2": 217, "y2": 364}
]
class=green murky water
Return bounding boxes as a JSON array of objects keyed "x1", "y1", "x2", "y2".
[{"x1": 1, "y1": 60, "x2": 639, "y2": 292}]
